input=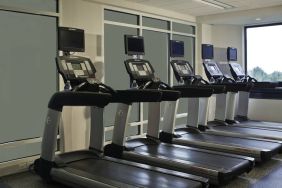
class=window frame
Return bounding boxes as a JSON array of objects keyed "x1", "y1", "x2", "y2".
[
  {"x1": 244, "y1": 22, "x2": 282, "y2": 100},
  {"x1": 103, "y1": 6, "x2": 197, "y2": 142}
]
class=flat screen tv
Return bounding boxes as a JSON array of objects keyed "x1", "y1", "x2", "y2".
[{"x1": 58, "y1": 27, "x2": 85, "y2": 52}]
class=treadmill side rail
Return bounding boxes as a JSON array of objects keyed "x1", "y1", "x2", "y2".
[{"x1": 41, "y1": 109, "x2": 61, "y2": 161}]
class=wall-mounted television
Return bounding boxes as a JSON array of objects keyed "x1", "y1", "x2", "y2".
[
  {"x1": 170, "y1": 40, "x2": 184, "y2": 57},
  {"x1": 227, "y1": 47, "x2": 237, "y2": 61},
  {"x1": 124, "y1": 35, "x2": 145, "y2": 55},
  {"x1": 202, "y1": 44, "x2": 214, "y2": 60},
  {"x1": 58, "y1": 27, "x2": 85, "y2": 52}
]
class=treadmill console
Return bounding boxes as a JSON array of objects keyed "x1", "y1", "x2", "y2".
[
  {"x1": 170, "y1": 60, "x2": 194, "y2": 82},
  {"x1": 124, "y1": 59, "x2": 155, "y2": 82},
  {"x1": 56, "y1": 56, "x2": 96, "y2": 85},
  {"x1": 203, "y1": 61, "x2": 223, "y2": 80},
  {"x1": 229, "y1": 63, "x2": 246, "y2": 80}
]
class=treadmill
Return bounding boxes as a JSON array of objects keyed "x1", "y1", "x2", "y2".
[
  {"x1": 104, "y1": 35, "x2": 255, "y2": 186},
  {"x1": 34, "y1": 28, "x2": 208, "y2": 188},
  {"x1": 34, "y1": 55, "x2": 208, "y2": 188},
  {"x1": 201, "y1": 44, "x2": 282, "y2": 142},
  {"x1": 158, "y1": 40, "x2": 282, "y2": 162},
  {"x1": 227, "y1": 47, "x2": 282, "y2": 130}
]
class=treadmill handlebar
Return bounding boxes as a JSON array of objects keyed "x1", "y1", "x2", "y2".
[
  {"x1": 252, "y1": 82, "x2": 279, "y2": 89},
  {"x1": 214, "y1": 82, "x2": 252, "y2": 92},
  {"x1": 111, "y1": 89, "x2": 163, "y2": 104},
  {"x1": 173, "y1": 85, "x2": 214, "y2": 98},
  {"x1": 48, "y1": 91, "x2": 111, "y2": 111}
]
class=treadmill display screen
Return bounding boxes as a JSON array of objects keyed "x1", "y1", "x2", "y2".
[
  {"x1": 170, "y1": 40, "x2": 184, "y2": 57},
  {"x1": 136, "y1": 64, "x2": 145, "y2": 71},
  {"x1": 209, "y1": 65, "x2": 218, "y2": 73},
  {"x1": 72, "y1": 63, "x2": 82, "y2": 70},
  {"x1": 202, "y1": 44, "x2": 214, "y2": 60}
]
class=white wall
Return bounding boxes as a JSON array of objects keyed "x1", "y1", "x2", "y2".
[{"x1": 60, "y1": 0, "x2": 196, "y2": 151}]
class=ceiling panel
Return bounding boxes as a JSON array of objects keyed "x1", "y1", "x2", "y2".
[{"x1": 124, "y1": 0, "x2": 282, "y2": 16}]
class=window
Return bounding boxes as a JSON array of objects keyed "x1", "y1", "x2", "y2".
[
  {"x1": 245, "y1": 24, "x2": 282, "y2": 82},
  {"x1": 104, "y1": 9, "x2": 196, "y2": 139}
]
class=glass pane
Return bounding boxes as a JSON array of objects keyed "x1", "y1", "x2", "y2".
[
  {"x1": 0, "y1": 0, "x2": 57, "y2": 12},
  {"x1": 142, "y1": 30, "x2": 169, "y2": 122},
  {"x1": 104, "y1": 24, "x2": 140, "y2": 126},
  {"x1": 246, "y1": 25, "x2": 282, "y2": 81},
  {"x1": 143, "y1": 17, "x2": 170, "y2": 30},
  {"x1": 173, "y1": 22, "x2": 195, "y2": 34},
  {"x1": 0, "y1": 11, "x2": 57, "y2": 161},
  {"x1": 104, "y1": 9, "x2": 139, "y2": 25},
  {"x1": 172, "y1": 35, "x2": 195, "y2": 116}
]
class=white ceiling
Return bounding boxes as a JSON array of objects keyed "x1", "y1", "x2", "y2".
[{"x1": 125, "y1": 0, "x2": 282, "y2": 16}]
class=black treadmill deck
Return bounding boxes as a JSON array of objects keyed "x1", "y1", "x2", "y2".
[
  {"x1": 235, "y1": 120, "x2": 282, "y2": 130},
  {"x1": 133, "y1": 143, "x2": 251, "y2": 170},
  {"x1": 55, "y1": 151, "x2": 203, "y2": 188},
  {"x1": 124, "y1": 139, "x2": 253, "y2": 185},
  {"x1": 174, "y1": 129, "x2": 281, "y2": 161},
  {"x1": 177, "y1": 131, "x2": 281, "y2": 151},
  {"x1": 211, "y1": 125, "x2": 282, "y2": 140}
]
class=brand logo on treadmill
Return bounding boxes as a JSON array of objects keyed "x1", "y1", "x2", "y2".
[
  {"x1": 46, "y1": 116, "x2": 51, "y2": 124},
  {"x1": 118, "y1": 110, "x2": 124, "y2": 116}
]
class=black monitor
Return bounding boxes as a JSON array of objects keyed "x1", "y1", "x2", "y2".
[
  {"x1": 170, "y1": 40, "x2": 184, "y2": 57},
  {"x1": 58, "y1": 27, "x2": 85, "y2": 52},
  {"x1": 124, "y1": 35, "x2": 145, "y2": 55},
  {"x1": 202, "y1": 44, "x2": 214, "y2": 60},
  {"x1": 227, "y1": 47, "x2": 237, "y2": 61}
]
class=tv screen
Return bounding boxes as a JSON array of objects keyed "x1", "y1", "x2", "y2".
[
  {"x1": 124, "y1": 35, "x2": 145, "y2": 55},
  {"x1": 202, "y1": 44, "x2": 214, "y2": 60},
  {"x1": 170, "y1": 40, "x2": 184, "y2": 57},
  {"x1": 227, "y1": 47, "x2": 237, "y2": 61},
  {"x1": 59, "y1": 27, "x2": 85, "y2": 52}
]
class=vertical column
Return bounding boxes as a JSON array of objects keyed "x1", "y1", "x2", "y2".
[
  {"x1": 161, "y1": 101, "x2": 178, "y2": 134},
  {"x1": 187, "y1": 98, "x2": 200, "y2": 127},
  {"x1": 226, "y1": 92, "x2": 237, "y2": 121},
  {"x1": 198, "y1": 97, "x2": 209, "y2": 126},
  {"x1": 112, "y1": 103, "x2": 132, "y2": 146},
  {"x1": 89, "y1": 106, "x2": 105, "y2": 151},
  {"x1": 147, "y1": 102, "x2": 161, "y2": 138},
  {"x1": 236, "y1": 91, "x2": 250, "y2": 118},
  {"x1": 215, "y1": 93, "x2": 227, "y2": 121}
]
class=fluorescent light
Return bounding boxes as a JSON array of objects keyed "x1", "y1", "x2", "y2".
[
  {"x1": 194, "y1": 0, "x2": 235, "y2": 9},
  {"x1": 255, "y1": 18, "x2": 262, "y2": 21}
]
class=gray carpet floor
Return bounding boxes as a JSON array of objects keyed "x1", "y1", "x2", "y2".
[{"x1": 2, "y1": 154, "x2": 282, "y2": 188}]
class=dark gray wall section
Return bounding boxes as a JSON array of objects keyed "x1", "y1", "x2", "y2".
[
  {"x1": 143, "y1": 17, "x2": 170, "y2": 30},
  {"x1": 104, "y1": 9, "x2": 139, "y2": 25},
  {"x1": 173, "y1": 22, "x2": 195, "y2": 34},
  {"x1": 142, "y1": 30, "x2": 169, "y2": 121},
  {"x1": 172, "y1": 35, "x2": 195, "y2": 125},
  {"x1": 104, "y1": 24, "x2": 139, "y2": 129},
  {"x1": 0, "y1": 11, "x2": 57, "y2": 143},
  {"x1": 0, "y1": 0, "x2": 57, "y2": 12},
  {"x1": 0, "y1": 10, "x2": 57, "y2": 162}
]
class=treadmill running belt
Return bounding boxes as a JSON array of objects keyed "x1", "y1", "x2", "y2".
[
  {"x1": 179, "y1": 133, "x2": 281, "y2": 151},
  {"x1": 67, "y1": 158, "x2": 202, "y2": 188},
  {"x1": 134, "y1": 143, "x2": 249, "y2": 170},
  {"x1": 238, "y1": 120, "x2": 282, "y2": 130},
  {"x1": 212, "y1": 126, "x2": 282, "y2": 139}
]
